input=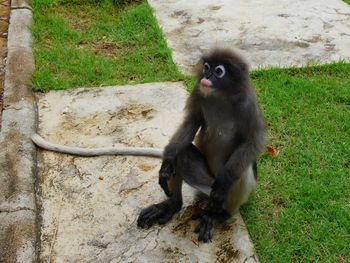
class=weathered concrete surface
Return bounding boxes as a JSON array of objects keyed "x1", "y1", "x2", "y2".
[
  {"x1": 149, "y1": 0, "x2": 350, "y2": 74},
  {"x1": 37, "y1": 82, "x2": 258, "y2": 263},
  {"x1": 0, "y1": 5, "x2": 37, "y2": 263},
  {"x1": 0, "y1": 210, "x2": 36, "y2": 263},
  {"x1": 11, "y1": 0, "x2": 32, "y2": 9},
  {"x1": 0, "y1": 7, "x2": 35, "y2": 210},
  {"x1": 0, "y1": 0, "x2": 10, "y2": 127}
]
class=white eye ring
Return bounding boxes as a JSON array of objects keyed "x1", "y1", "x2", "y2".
[
  {"x1": 214, "y1": 65, "x2": 226, "y2": 78},
  {"x1": 203, "y1": 62, "x2": 210, "y2": 73}
]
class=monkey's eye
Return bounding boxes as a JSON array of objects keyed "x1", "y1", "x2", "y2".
[
  {"x1": 214, "y1": 65, "x2": 226, "y2": 78},
  {"x1": 203, "y1": 62, "x2": 210, "y2": 74}
]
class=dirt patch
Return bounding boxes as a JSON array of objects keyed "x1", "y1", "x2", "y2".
[
  {"x1": 171, "y1": 199, "x2": 206, "y2": 237},
  {"x1": 0, "y1": 217, "x2": 35, "y2": 263},
  {"x1": 0, "y1": 127, "x2": 21, "y2": 200},
  {"x1": 0, "y1": 0, "x2": 10, "y2": 129},
  {"x1": 216, "y1": 223, "x2": 241, "y2": 262},
  {"x1": 272, "y1": 196, "x2": 285, "y2": 219},
  {"x1": 93, "y1": 41, "x2": 124, "y2": 57},
  {"x1": 116, "y1": 103, "x2": 156, "y2": 120},
  {"x1": 138, "y1": 163, "x2": 157, "y2": 172}
]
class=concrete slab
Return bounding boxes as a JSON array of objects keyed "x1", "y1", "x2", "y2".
[
  {"x1": 149, "y1": 0, "x2": 350, "y2": 74},
  {"x1": 0, "y1": 210, "x2": 36, "y2": 263},
  {"x1": 0, "y1": 5, "x2": 37, "y2": 263},
  {"x1": 36, "y1": 82, "x2": 258, "y2": 262}
]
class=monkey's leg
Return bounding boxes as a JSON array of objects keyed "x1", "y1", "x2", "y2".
[
  {"x1": 224, "y1": 163, "x2": 257, "y2": 214},
  {"x1": 177, "y1": 144, "x2": 215, "y2": 196},
  {"x1": 137, "y1": 144, "x2": 214, "y2": 228},
  {"x1": 137, "y1": 160, "x2": 184, "y2": 229}
]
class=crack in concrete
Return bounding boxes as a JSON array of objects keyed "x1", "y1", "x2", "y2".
[
  {"x1": 11, "y1": 6, "x2": 32, "y2": 11},
  {"x1": 0, "y1": 206, "x2": 34, "y2": 213},
  {"x1": 3, "y1": 105, "x2": 23, "y2": 110},
  {"x1": 242, "y1": 254, "x2": 259, "y2": 263}
]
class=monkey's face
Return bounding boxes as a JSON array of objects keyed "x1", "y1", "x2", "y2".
[
  {"x1": 199, "y1": 61, "x2": 226, "y2": 95},
  {"x1": 198, "y1": 51, "x2": 248, "y2": 96}
]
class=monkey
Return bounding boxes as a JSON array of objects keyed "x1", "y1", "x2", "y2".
[{"x1": 137, "y1": 48, "x2": 266, "y2": 243}]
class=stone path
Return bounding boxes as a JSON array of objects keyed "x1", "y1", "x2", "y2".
[
  {"x1": 149, "y1": 0, "x2": 350, "y2": 74},
  {"x1": 36, "y1": 83, "x2": 257, "y2": 263},
  {"x1": 2, "y1": 0, "x2": 350, "y2": 262}
]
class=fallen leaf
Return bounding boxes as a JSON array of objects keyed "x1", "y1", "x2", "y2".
[
  {"x1": 267, "y1": 146, "x2": 276, "y2": 159},
  {"x1": 98, "y1": 176, "x2": 104, "y2": 180},
  {"x1": 95, "y1": 68, "x2": 101, "y2": 75},
  {"x1": 192, "y1": 238, "x2": 199, "y2": 246}
]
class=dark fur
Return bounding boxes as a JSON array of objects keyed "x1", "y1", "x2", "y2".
[{"x1": 138, "y1": 49, "x2": 266, "y2": 242}]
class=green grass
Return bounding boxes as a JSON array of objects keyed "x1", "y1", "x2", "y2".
[
  {"x1": 32, "y1": 0, "x2": 184, "y2": 90},
  {"x1": 240, "y1": 63, "x2": 350, "y2": 263},
  {"x1": 344, "y1": 0, "x2": 350, "y2": 5}
]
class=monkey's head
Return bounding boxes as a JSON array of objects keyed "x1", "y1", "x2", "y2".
[{"x1": 198, "y1": 48, "x2": 249, "y2": 96}]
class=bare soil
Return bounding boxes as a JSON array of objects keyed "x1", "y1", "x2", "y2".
[{"x1": 0, "y1": 0, "x2": 10, "y2": 129}]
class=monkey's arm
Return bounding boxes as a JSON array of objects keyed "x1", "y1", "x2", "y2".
[
  {"x1": 163, "y1": 118, "x2": 201, "y2": 160},
  {"x1": 210, "y1": 132, "x2": 265, "y2": 211},
  {"x1": 158, "y1": 116, "x2": 202, "y2": 196},
  {"x1": 163, "y1": 92, "x2": 203, "y2": 161},
  {"x1": 159, "y1": 93, "x2": 203, "y2": 196}
]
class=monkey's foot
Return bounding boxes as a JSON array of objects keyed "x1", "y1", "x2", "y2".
[{"x1": 137, "y1": 200, "x2": 182, "y2": 228}]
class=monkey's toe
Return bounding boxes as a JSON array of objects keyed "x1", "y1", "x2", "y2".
[
  {"x1": 137, "y1": 201, "x2": 181, "y2": 229},
  {"x1": 194, "y1": 215, "x2": 215, "y2": 243}
]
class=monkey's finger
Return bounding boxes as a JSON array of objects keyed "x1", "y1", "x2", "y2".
[
  {"x1": 194, "y1": 222, "x2": 201, "y2": 233},
  {"x1": 202, "y1": 219, "x2": 214, "y2": 243},
  {"x1": 191, "y1": 211, "x2": 204, "y2": 220},
  {"x1": 137, "y1": 216, "x2": 149, "y2": 229},
  {"x1": 197, "y1": 216, "x2": 209, "y2": 241},
  {"x1": 197, "y1": 225, "x2": 206, "y2": 242},
  {"x1": 137, "y1": 205, "x2": 160, "y2": 228},
  {"x1": 198, "y1": 215, "x2": 215, "y2": 242},
  {"x1": 194, "y1": 216, "x2": 207, "y2": 233},
  {"x1": 137, "y1": 209, "x2": 151, "y2": 228}
]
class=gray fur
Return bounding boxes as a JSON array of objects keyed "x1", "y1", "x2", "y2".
[{"x1": 138, "y1": 49, "x2": 266, "y2": 242}]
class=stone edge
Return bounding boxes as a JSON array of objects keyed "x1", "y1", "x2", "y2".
[{"x1": 0, "y1": 3, "x2": 37, "y2": 263}]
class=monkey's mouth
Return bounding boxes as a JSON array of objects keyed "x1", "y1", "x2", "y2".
[{"x1": 199, "y1": 78, "x2": 214, "y2": 95}]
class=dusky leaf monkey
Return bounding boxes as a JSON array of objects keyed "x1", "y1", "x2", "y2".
[{"x1": 137, "y1": 48, "x2": 266, "y2": 242}]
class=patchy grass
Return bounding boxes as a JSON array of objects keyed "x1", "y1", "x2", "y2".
[
  {"x1": 32, "y1": 0, "x2": 184, "y2": 90},
  {"x1": 240, "y1": 62, "x2": 350, "y2": 263}
]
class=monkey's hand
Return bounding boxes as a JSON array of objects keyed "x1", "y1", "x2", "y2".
[
  {"x1": 158, "y1": 158, "x2": 176, "y2": 197},
  {"x1": 193, "y1": 210, "x2": 231, "y2": 243},
  {"x1": 208, "y1": 180, "x2": 228, "y2": 213}
]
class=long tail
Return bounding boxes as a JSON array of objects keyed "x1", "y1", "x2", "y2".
[{"x1": 31, "y1": 134, "x2": 163, "y2": 158}]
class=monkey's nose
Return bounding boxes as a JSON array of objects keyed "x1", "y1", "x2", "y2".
[{"x1": 200, "y1": 78, "x2": 213, "y2": 87}]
